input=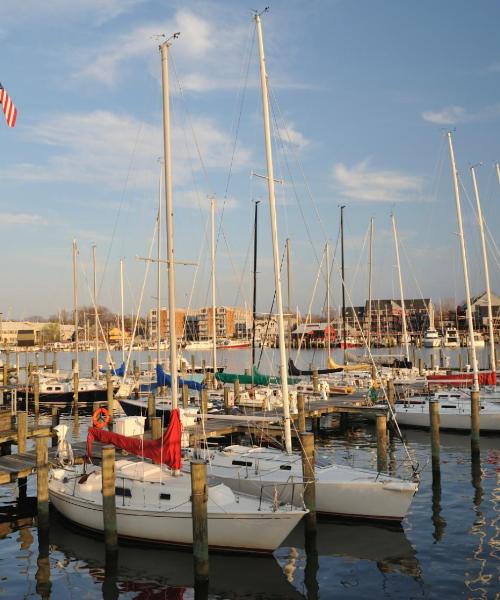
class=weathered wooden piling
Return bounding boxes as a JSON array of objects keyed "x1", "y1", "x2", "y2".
[
  {"x1": 458, "y1": 352, "x2": 463, "y2": 371},
  {"x1": 106, "y1": 370, "x2": 114, "y2": 430},
  {"x1": 151, "y1": 417, "x2": 162, "y2": 440},
  {"x1": 35, "y1": 352, "x2": 39, "y2": 372},
  {"x1": 43, "y1": 350, "x2": 47, "y2": 370},
  {"x1": 234, "y1": 379, "x2": 240, "y2": 404},
  {"x1": 182, "y1": 384, "x2": 189, "y2": 409},
  {"x1": 191, "y1": 354, "x2": 196, "y2": 373},
  {"x1": 190, "y1": 460, "x2": 209, "y2": 583},
  {"x1": 311, "y1": 366, "x2": 319, "y2": 394},
  {"x1": 35, "y1": 435, "x2": 50, "y2": 528},
  {"x1": 33, "y1": 374, "x2": 40, "y2": 415},
  {"x1": 387, "y1": 380, "x2": 395, "y2": 408},
  {"x1": 376, "y1": 414, "x2": 388, "y2": 472},
  {"x1": 51, "y1": 406, "x2": 60, "y2": 447},
  {"x1": 147, "y1": 393, "x2": 156, "y2": 429},
  {"x1": 2, "y1": 352, "x2": 8, "y2": 386},
  {"x1": 300, "y1": 431, "x2": 316, "y2": 534},
  {"x1": 223, "y1": 386, "x2": 230, "y2": 414},
  {"x1": 15, "y1": 352, "x2": 20, "y2": 381},
  {"x1": 430, "y1": 352, "x2": 436, "y2": 370},
  {"x1": 418, "y1": 358, "x2": 423, "y2": 376},
  {"x1": 91, "y1": 357, "x2": 97, "y2": 378},
  {"x1": 102, "y1": 445, "x2": 118, "y2": 552},
  {"x1": 429, "y1": 400, "x2": 440, "y2": 474},
  {"x1": 17, "y1": 411, "x2": 27, "y2": 454},
  {"x1": 201, "y1": 388, "x2": 208, "y2": 416},
  {"x1": 52, "y1": 351, "x2": 57, "y2": 373},
  {"x1": 73, "y1": 371, "x2": 79, "y2": 407},
  {"x1": 470, "y1": 390, "x2": 480, "y2": 455},
  {"x1": 297, "y1": 392, "x2": 306, "y2": 432}
]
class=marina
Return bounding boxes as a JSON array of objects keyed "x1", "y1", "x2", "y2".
[{"x1": 2, "y1": 1, "x2": 500, "y2": 598}]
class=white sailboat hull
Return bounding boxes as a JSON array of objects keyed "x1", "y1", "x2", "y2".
[
  {"x1": 206, "y1": 447, "x2": 417, "y2": 521},
  {"x1": 49, "y1": 462, "x2": 304, "y2": 553},
  {"x1": 395, "y1": 402, "x2": 500, "y2": 432}
]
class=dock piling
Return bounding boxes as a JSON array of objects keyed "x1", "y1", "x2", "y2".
[
  {"x1": 102, "y1": 445, "x2": 118, "y2": 553},
  {"x1": 429, "y1": 400, "x2": 440, "y2": 475},
  {"x1": 190, "y1": 460, "x2": 209, "y2": 584},
  {"x1": 106, "y1": 369, "x2": 114, "y2": 431},
  {"x1": 147, "y1": 393, "x2": 156, "y2": 430},
  {"x1": 35, "y1": 435, "x2": 50, "y2": 529},
  {"x1": 470, "y1": 390, "x2": 480, "y2": 456},
  {"x1": 297, "y1": 393, "x2": 306, "y2": 432},
  {"x1": 376, "y1": 414, "x2": 387, "y2": 472},
  {"x1": 151, "y1": 417, "x2": 162, "y2": 440},
  {"x1": 17, "y1": 411, "x2": 27, "y2": 454},
  {"x1": 182, "y1": 384, "x2": 189, "y2": 409},
  {"x1": 51, "y1": 406, "x2": 60, "y2": 447},
  {"x1": 33, "y1": 374, "x2": 40, "y2": 416}
]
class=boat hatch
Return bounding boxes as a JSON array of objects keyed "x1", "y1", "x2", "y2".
[{"x1": 232, "y1": 460, "x2": 252, "y2": 467}]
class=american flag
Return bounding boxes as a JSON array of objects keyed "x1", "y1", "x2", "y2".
[{"x1": 0, "y1": 83, "x2": 17, "y2": 128}]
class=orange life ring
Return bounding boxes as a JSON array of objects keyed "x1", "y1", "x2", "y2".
[{"x1": 92, "y1": 407, "x2": 110, "y2": 429}]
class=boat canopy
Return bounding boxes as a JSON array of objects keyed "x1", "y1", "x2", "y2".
[
  {"x1": 156, "y1": 364, "x2": 204, "y2": 391},
  {"x1": 288, "y1": 358, "x2": 342, "y2": 376},
  {"x1": 100, "y1": 361, "x2": 126, "y2": 377},
  {"x1": 216, "y1": 365, "x2": 300, "y2": 386}
]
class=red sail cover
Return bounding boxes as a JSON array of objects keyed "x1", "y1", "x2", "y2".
[
  {"x1": 86, "y1": 408, "x2": 182, "y2": 470},
  {"x1": 427, "y1": 371, "x2": 497, "y2": 386}
]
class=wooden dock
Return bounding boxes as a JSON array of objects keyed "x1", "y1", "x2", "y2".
[{"x1": 0, "y1": 391, "x2": 387, "y2": 485}]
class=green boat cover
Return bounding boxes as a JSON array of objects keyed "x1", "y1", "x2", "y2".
[{"x1": 215, "y1": 366, "x2": 300, "y2": 386}]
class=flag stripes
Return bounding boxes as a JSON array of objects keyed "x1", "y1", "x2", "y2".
[{"x1": 0, "y1": 84, "x2": 17, "y2": 128}]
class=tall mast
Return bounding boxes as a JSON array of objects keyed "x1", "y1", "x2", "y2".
[
  {"x1": 286, "y1": 238, "x2": 292, "y2": 352},
  {"x1": 447, "y1": 132, "x2": 479, "y2": 392},
  {"x1": 252, "y1": 201, "x2": 260, "y2": 366},
  {"x1": 326, "y1": 242, "x2": 331, "y2": 361},
  {"x1": 255, "y1": 12, "x2": 292, "y2": 454},
  {"x1": 156, "y1": 160, "x2": 163, "y2": 365},
  {"x1": 210, "y1": 196, "x2": 217, "y2": 377},
  {"x1": 471, "y1": 165, "x2": 495, "y2": 372},
  {"x1": 367, "y1": 218, "x2": 374, "y2": 349},
  {"x1": 391, "y1": 214, "x2": 410, "y2": 362},
  {"x1": 160, "y1": 37, "x2": 179, "y2": 410},
  {"x1": 340, "y1": 205, "x2": 347, "y2": 362},
  {"x1": 72, "y1": 240, "x2": 79, "y2": 373},
  {"x1": 120, "y1": 257, "x2": 125, "y2": 364},
  {"x1": 93, "y1": 245, "x2": 99, "y2": 379}
]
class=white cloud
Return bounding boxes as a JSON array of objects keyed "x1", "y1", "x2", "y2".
[
  {"x1": 0, "y1": 212, "x2": 48, "y2": 226},
  {"x1": 333, "y1": 160, "x2": 423, "y2": 203},
  {"x1": 72, "y1": 9, "x2": 248, "y2": 91},
  {"x1": 422, "y1": 103, "x2": 500, "y2": 125},
  {"x1": 278, "y1": 123, "x2": 310, "y2": 150},
  {"x1": 0, "y1": 110, "x2": 251, "y2": 190},
  {"x1": 0, "y1": 0, "x2": 144, "y2": 28}
]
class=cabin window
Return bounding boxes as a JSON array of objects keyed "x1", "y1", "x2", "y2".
[
  {"x1": 55, "y1": 387, "x2": 62, "y2": 391},
  {"x1": 160, "y1": 493, "x2": 171, "y2": 501},
  {"x1": 115, "y1": 487, "x2": 132, "y2": 498},
  {"x1": 279, "y1": 465, "x2": 292, "y2": 470},
  {"x1": 232, "y1": 460, "x2": 252, "y2": 467},
  {"x1": 47, "y1": 387, "x2": 53, "y2": 391}
]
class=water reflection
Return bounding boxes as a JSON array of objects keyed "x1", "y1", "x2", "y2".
[
  {"x1": 283, "y1": 519, "x2": 421, "y2": 580},
  {"x1": 431, "y1": 468, "x2": 446, "y2": 543},
  {"x1": 48, "y1": 511, "x2": 303, "y2": 599}
]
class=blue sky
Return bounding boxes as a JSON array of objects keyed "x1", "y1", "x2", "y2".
[{"x1": 1, "y1": 0, "x2": 499, "y2": 320}]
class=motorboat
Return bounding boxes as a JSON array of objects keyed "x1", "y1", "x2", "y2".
[
  {"x1": 443, "y1": 327, "x2": 459, "y2": 348},
  {"x1": 423, "y1": 328, "x2": 441, "y2": 348}
]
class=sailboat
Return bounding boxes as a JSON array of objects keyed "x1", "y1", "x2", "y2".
[
  {"x1": 206, "y1": 12, "x2": 418, "y2": 522},
  {"x1": 48, "y1": 34, "x2": 306, "y2": 553},
  {"x1": 423, "y1": 304, "x2": 442, "y2": 348}
]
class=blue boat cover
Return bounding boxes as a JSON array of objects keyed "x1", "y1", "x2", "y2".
[
  {"x1": 156, "y1": 364, "x2": 204, "y2": 391},
  {"x1": 100, "y1": 362, "x2": 126, "y2": 377}
]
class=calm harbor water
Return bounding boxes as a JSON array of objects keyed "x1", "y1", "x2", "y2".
[{"x1": 1, "y1": 347, "x2": 499, "y2": 598}]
